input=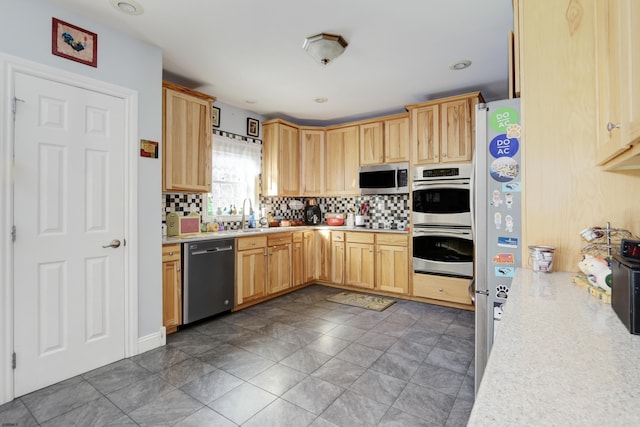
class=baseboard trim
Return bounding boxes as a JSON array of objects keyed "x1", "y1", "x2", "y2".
[{"x1": 137, "y1": 327, "x2": 166, "y2": 354}]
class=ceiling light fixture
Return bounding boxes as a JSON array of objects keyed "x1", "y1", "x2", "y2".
[
  {"x1": 449, "y1": 60, "x2": 472, "y2": 71},
  {"x1": 303, "y1": 33, "x2": 348, "y2": 65},
  {"x1": 109, "y1": 0, "x2": 144, "y2": 15},
  {"x1": 314, "y1": 97, "x2": 328, "y2": 103}
]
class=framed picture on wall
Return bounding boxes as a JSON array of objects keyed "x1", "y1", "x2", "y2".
[
  {"x1": 247, "y1": 118, "x2": 259, "y2": 137},
  {"x1": 212, "y1": 106, "x2": 220, "y2": 128},
  {"x1": 52, "y1": 18, "x2": 98, "y2": 67}
]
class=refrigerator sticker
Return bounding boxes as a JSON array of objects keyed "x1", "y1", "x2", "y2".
[
  {"x1": 496, "y1": 284, "x2": 510, "y2": 300},
  {"x1": 505, "y1": 193, "x2": 514, "y2": 209},
  {"x1": 502, "y1": 181, "x2": 521, "y2": 192},
  {"x1": 489, "y1": 107, "x2": 520, "y2": 132},
  {"x1": 489, "y1": 134, "x2": 519, "y2": 158},
  {"x1": 491, "y1": 190, "x2": 503, "y2": 207},
  {"x1": 494, "y1": 212, "x2": 502, "y2": 229},
  {"x1": 492, "y1": 253, "x2": 515, "y2": 264},
  {"x1": 495, "y1": 267, "x2": 515, "y2": 277},
  {"x1": 490, "y1": 157, "x2": 519, "y2": 182},
  {"x1": 505, "y1": 215, "x2": 514, "y2": 232},
  {"x1": 506, "y1": 123, "x2": 521, "y2": 138},
  {"x1": 498, "y1": 236, "x2": 518, "y2": 248},
  {"x1": 493, "y1": 302, "x2": 505, "y2": 320}
]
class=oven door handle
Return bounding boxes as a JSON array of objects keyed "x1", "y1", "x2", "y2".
[
  {"x1": 413, "y1": 229, "x2": 473, "y2": 239},
  {"x1": 412, "y1": 181, "x2": 470, "y2": 191}
]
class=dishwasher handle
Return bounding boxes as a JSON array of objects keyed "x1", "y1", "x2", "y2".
[{"x1": 191, "y1": 246, "x2": 233, "y2": 255}]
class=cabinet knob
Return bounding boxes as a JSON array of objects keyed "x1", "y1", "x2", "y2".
[
  {"x1": 438, "y1": 288, "x2": 443, "y2": 292},
  {"x1": 177, "y1": 268, "x2": 181, "y2": 272},
  {"x1": 251, "y1": 241, "x2": 256, "y2": 246},
  {"x1": 168, "y1": 251, "x2": 173, "y2": 256},
  {"x1": 607, "y1": 122, "x2": 621, "y2": 132}
]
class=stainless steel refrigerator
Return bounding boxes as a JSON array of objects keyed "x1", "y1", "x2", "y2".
[{"x1": 473, "y1": 98, "x2": 522, "y2": 394}]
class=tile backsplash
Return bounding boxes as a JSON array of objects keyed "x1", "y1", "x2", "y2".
[{"x1": 163, "y1": 193, "x2": 410, "y2": 232}]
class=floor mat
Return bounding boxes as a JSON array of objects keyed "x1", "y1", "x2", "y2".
[{"x1": 326, "y1": 291, "x2": 396, "y2": 311}]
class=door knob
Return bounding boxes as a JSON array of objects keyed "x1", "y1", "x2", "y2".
[{"x1": 102, "y1": 239, "x2": 121, "y2": 248}]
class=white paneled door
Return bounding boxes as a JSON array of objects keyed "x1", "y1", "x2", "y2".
[{"x1": 13, "y1": 73, "x2": 126, "y2": 397}]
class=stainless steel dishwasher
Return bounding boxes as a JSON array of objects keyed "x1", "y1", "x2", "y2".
[{"x1": 182, "y1": 238, "x2": 235, "y2": 324}]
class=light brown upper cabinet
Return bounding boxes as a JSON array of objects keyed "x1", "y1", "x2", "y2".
[
  {"x1": 300, "y1": 128, "x2": 325, "y2": 196},
  {"x1": 359, "y1": 114, "x2": 410, "y2": 165},
  {"x1": 262, "y1": 119, "x2": 300, "y2": 196},
  {"x1": 407, "y1": 92, "x2": 483, "y2": 165},
  {"x1": 325, "y1": 125, "x2": 360, "y2": 196},
  {"x1": 162, "y1": 81, "x2": 214, "y2": 193},
  {"x1": 595, "y1": 0, "x2": 640, "y2": 169}
]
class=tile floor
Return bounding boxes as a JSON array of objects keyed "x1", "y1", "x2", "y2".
[{"x1": 0, "y1": 285, "x2": 476, "y2": 426}]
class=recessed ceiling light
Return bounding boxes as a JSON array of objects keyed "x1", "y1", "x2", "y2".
[
  {"x1": 449, "y1": 60, "x2": 472, "y2": 70},
  {"x1": 314, "y1": 97, "x2": 328, "y2": 103},
  {"x1": 245, "y1": 100, "x2": 257, "y2": 104},
  {"x1": 109, "y1": 0, "x2": 144, "y2": 15}
]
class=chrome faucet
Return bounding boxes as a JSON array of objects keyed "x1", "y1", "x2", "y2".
[{"x1": 241, "y1": 198, "x2": 252, "y2": 230}]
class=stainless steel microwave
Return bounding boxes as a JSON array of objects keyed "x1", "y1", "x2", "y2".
[{"x1": 359, "y1": 162, "x2": 409, "y2": 195}]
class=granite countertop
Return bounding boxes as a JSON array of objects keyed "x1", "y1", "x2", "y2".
[
  {"x1": 162, "y1": 225, "x2": 409, "y2": 244},
  {"x1": 468, "y1": 268, "x2": 640, "y2": 426}
]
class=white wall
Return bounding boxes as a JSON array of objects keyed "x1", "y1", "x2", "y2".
[
  {"x1": 0, "y1": 0, "x2": 163, "y2": 340},
  {"x1": 213, "y1": 100, "x2": 266, "y2": 139}
]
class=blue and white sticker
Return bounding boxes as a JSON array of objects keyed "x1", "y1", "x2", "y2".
[
  {"x1": 489, "y1": 134, "x2": 519, "y2": 158},
  {"x1": 495, "y1": 266, "x2": 515, "y2": 277},
  {"x1": 502, "y1": 181, "x2": 521, "y2": 192},
  {"x1": 497, "y1": 236, "x2": 518, "y2": 248}
]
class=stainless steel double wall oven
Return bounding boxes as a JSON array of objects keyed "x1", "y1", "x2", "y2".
[{"x1": 412, "y1": 163, "x2": 474, "y2": 278}]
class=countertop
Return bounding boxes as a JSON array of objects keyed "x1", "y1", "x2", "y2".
[
  {"x1": 468, "y1": 268, "x2": 640, "y2": 426},
  {"x1": 162, "y1": 225, "x2": 409, "y2": 245}
]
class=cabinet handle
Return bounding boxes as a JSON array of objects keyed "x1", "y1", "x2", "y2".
[
  {"x1": 438, "y1": 288, "x2": 443, "y2": 292},
  {"x1": 168, "y1": 251, "x2": 174, "y2": 256},
  {"x1": 607, "y1": 122, "x2": 621, "y2": 132},
  {"x1": 177, "y1": 268, "x2": 181, "y2": 272}
]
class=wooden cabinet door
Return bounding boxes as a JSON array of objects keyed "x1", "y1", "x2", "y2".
[
  {"x1": 292, "y1": 239, "x2": 304, "y2": 287},
  {"x1": 262, "y1": 122, "x2": 299, "y2": 196},
  {"x1": 316, "y1": 230, "x2": 332, "y2": 281},
  {"x1": 384, "y1": 116, "x2": 410, "y2": 163},
  {"x1": 236, "y1": 247, "x2": 267, "y2": 305},
  {"x1": 595, "y1": 0, "x2": 640, "y2": 165},
  {"x1": 162, "y1": 85, "x2": 213, "y2": 193},
  {"x1": 162, "y1": 244, "x2": 181, "y2": 334},
  {"x1": 345, "y1": 233, "x2": 374, "y2": 289},
  {"x1": 375, "y1": 244, "x2": 408, "y2": 294},
  {"x1": 360, "y1": 122, "x2": 384, "y2": 165},
  {"x1": 411, "y1": 105, "x2": 440, "y2": 165},
  {"x1": 262, "y1": 123, "x2": 279, "y2": 196},
  {"x1": 300, "y1": 129, "x2": 325, "y2": 196},
  {"x1": 325, "y1": 126, "x2": 359, "y2": 195},
  {"x1": 303, "y1": 230, "x2": 316, "y2": 283},
  {"x1": 331, "y1": 241, "x2": 345, "y2": 284},
  {"x1": 268, "y1": 244, "x2": 292, "y2": 294},
  {"x1": 440, "y1": 98, "x2": 474, "y2": 163},
  {"x1": 280, "y1": 125, "x2": 300, "y2": 196}
]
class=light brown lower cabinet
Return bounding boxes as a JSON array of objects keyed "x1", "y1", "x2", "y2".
[
  {"x1": 302, "y1": 230, "x2": 316, "y2": 283},
  {"x1": 345, "y1": 232, "x2": 375, "y2": 289},
  {"x1": 236, "y1": 236, "x2": 267, "y2": 305},
  {"x1": 162, "y1": 244, "x2": 182, "y2": 334},
  {"x1": 267, "y1": 233, "x2": 292, "y2": 295},
  {"x1": 316, "y1": 229, "x2": 332, "y2": 281},
  {"x1": 375, "y1": 234, "x2": 409, "y2": 295},
  {"x1": 331, "y1": 232, "x2": 345, "y2": 284},
  {"x1": 292, "y1": 232, "x2": 304, "y2": 287}
]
